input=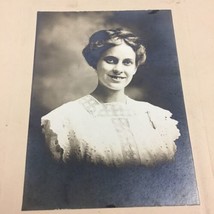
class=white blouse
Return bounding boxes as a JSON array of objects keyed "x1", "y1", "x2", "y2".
[{"x1": 41, "y1": 95, "x2": 180, "y2": 167}]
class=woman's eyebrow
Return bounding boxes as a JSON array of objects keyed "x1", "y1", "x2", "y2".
[
  {"x1": 104, "y1": 55, "x2": 117, "y2": 59},
  {"x1": 103, "y1": 56, "x2": 118, "y2": 61},
  {"x1": 124, "y1": 58, "x2": 134, "y2": 61}
]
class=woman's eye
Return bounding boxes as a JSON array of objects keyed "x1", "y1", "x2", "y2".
[
  {"x1": 123, "y1": 59, "x2": 134, "y2": 66},
  {"x1": 104, "y1": 56, "x2": 117, "y2": 64}
]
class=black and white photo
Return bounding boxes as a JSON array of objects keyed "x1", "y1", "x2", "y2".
[{"x1": 22, "y1": 10, "x2": 199, "y2": 210}]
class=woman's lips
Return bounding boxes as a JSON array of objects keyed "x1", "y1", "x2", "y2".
[{"x1": 108, "y1": 74, "x2": 126, "y2": 80}]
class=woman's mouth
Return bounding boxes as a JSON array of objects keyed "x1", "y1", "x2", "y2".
[{"x1": 108, "y1": 75, "x2": 126, "y2": 80}]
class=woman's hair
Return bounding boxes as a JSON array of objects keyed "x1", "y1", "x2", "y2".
[{"x1": 82, "y1": 28, "x2": 146, "y2": 69}]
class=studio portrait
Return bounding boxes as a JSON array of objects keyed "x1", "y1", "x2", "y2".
[{"x1": 22, "y1": 10, "x2": 199, "y2": 210}]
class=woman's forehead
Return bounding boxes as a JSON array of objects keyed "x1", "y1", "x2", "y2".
[{"x1": 101, "y1": 42, "x2": 136, "y2": 59}]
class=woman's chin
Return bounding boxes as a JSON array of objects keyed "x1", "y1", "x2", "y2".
[
  {"x1": 98, "y1": 82, "x2": 128, "y2": 91},
  {"x1": 105, "y1": 85, "x2": 126, "y2": 91}
]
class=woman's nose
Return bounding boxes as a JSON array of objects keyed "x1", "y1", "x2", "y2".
[{"x1": 113, "y1": 64, "x2": 123, "y2": 74}]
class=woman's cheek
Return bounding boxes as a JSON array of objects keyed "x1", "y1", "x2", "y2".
[
  {"x1": 129, "y1": 67, "x2": 137, "y2": 75},
  {"x1": 103, "y1": 64, "x2": 113, "y2": 71}
]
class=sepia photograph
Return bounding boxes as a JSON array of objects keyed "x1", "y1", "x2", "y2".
[{"x1": 22, "y1": 10, "x2": 199, "y2": 210}]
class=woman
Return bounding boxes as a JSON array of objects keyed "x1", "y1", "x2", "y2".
[{"x1": 41, "y1": 28, "x2": 180, "y2": 167}]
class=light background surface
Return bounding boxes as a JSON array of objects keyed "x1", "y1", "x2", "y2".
[{"x1": 0, "y1": 0, "x2": 214, "y2": 214}]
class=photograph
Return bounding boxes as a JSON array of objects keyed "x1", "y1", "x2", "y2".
[{"x1": 22, "y1": 10, "x2": 199, "y2": 210}]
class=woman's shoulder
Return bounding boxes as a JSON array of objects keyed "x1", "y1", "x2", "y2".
[
  {"x1": 128, "y1": 97, "x2": 180, "y2": 143},
  {"x1": 127, "y1": 97, "x2": 172, "y2": 117},
  {"x1": 41, "y1": 95, "x2": 89, "y2": 124}
]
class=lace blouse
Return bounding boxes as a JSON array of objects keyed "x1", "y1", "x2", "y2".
[{"x1": 41, "y1": 95, "x2": 180, "y2": 167}]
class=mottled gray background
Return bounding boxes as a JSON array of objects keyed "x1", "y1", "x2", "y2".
[{"x1": 22, "y1": 11, "x2": 199, "y2": 210}]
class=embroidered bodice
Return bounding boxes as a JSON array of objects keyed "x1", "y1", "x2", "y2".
[{"x1": 41, "y1": 95, "x2": 180, "y2": 166}]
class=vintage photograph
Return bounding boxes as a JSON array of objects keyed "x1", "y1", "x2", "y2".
[{"x1": 22, "y1": 10, "x2": 199, "y2": 210}]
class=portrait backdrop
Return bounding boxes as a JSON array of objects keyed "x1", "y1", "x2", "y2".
[{"x1": 22, "y1": 10, "x2": 199, "y2": 210}]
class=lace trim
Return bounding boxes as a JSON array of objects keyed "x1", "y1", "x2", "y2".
[
  {"x1": 111, "y1": 118, "x2": 140, "y2": 164},
  {"x1": 79, "y1": 95, "x2": 136, "y2": 117}
]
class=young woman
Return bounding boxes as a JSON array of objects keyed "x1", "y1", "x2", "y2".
[{"x1": 41, "y1": 28, "x2": 180, "y2": 167}]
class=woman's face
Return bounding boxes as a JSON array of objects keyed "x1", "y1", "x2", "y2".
[{"x1": 96, "y1": 42, "x2": 137, "y2": 91}]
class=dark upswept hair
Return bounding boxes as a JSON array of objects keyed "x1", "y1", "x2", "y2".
[{"x1": 82, "y1": 28, "x2": 146, "y2": 69}]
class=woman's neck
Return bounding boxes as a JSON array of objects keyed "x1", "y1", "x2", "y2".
[{"x1": 91, "y1": 85, "x2": 126, "y2": 103}]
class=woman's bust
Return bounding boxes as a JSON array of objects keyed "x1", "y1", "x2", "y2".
[{"x1": 41, "y1": 28, "x2": 180, "y2": 167}]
